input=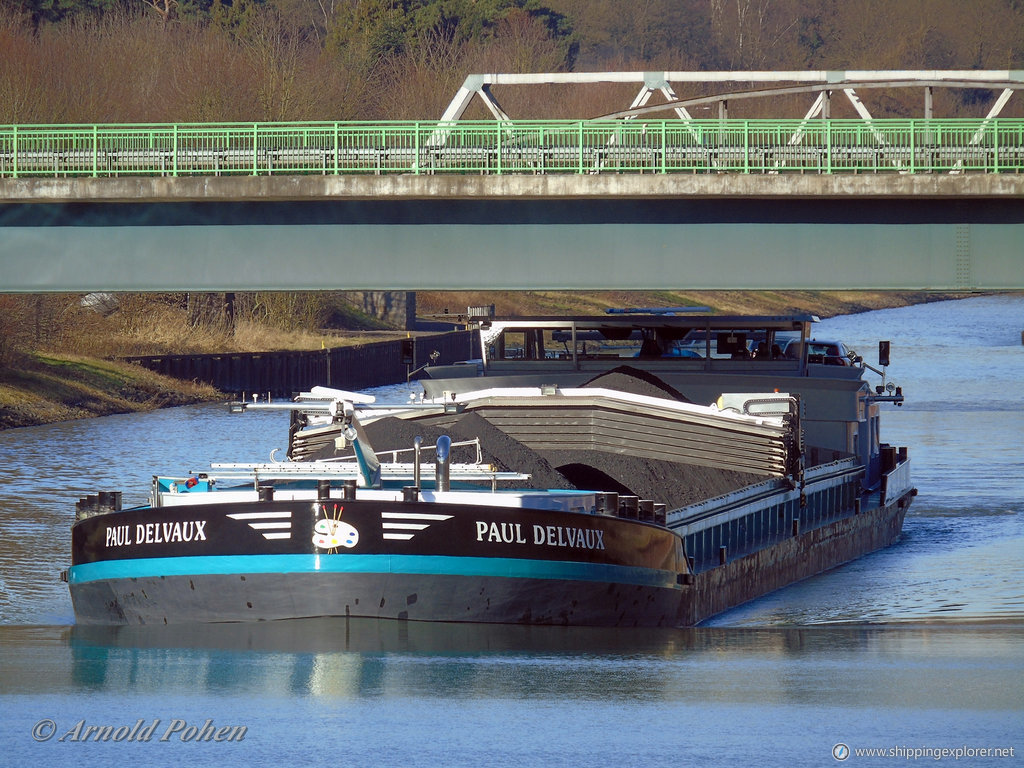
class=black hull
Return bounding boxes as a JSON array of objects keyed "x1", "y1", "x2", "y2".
[
  {"x1": 71, "y1": 572, "x2": 686, "y2": 627},
  {"x1": 68, "y1": 488, "x2": 912, "y2": 627}
]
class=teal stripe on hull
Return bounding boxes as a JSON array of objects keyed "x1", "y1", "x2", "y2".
[{"x1": 69, "y1": 554, "x2": 680, "y2": 590}]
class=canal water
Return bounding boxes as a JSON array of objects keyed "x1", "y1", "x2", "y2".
[{"x1": 1, "y1": 295, "x2": 1021, "y2": 766}]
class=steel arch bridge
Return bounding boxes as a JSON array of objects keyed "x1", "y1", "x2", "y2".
[{"x1": 0, "y1": 71, "x2": 1022, "y2": 293}]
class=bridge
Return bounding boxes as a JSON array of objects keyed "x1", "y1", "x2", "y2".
[{"x1": 1, "y1": 71, "x2": 1022, "y2": 292}]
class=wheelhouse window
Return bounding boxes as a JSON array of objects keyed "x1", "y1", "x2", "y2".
[
  {"x1": 483, "y1": 318, "x2": 808, "y2": 367},
  {"x1": 706, "y1": 329, "x2": 791, "y2": 360},
  {"x1": 492, "y1": 330, "x2": 545, "y2": 360}
]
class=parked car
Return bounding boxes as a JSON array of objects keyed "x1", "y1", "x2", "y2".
[
  {"x1": 775, "y1": 338, "x2": 854, "y2": 365},
  {"x1": 804, "y1": 339, "x2": 855, "y2": 366}
]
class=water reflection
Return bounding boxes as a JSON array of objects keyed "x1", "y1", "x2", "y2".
[
  {"x1": 61, "y1": 615, "x2": 1018, "y2": 659},
  {"x1": 1, "y1": 620, "x2": 1020, "y2": 712},
  {"x1": 3, "y1": 622, "x2": 1021, "y2": 768}
]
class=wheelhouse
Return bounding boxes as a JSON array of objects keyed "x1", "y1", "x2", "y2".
[{"x1": 477, "y1": 312, "x2": 826, "y2": 376}]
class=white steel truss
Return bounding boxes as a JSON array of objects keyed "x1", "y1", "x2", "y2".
[{"x1": 439, "y1": 70, "x2": 1023, "y2": 123}]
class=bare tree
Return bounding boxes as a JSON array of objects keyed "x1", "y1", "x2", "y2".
[{"x1": 140, "y1": 0, "x2": 177, "y2": 23}]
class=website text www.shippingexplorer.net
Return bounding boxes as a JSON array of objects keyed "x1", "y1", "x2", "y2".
[{"x1": 832, "y1": 744, "x2": 1016, "y2": 761}]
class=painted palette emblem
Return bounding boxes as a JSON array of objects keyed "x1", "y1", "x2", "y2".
[{"x1": 313, "y1": 518, "x2": 359, "y2": 549}]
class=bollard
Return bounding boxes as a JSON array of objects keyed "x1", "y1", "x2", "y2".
[
  {"x1": 653, "y1": 503, "x2": 667, "y2": 526},
  {"x1": 792, "y1": 518, "x2": 800, "y2": 536},
  {"x1": 343, "y1": 479, "x2": 357, "y2": 500},
  {"x1": 75, "y1": 497, "x2": 99, "y2": 521},
  {"x1": 619, "y1": 496, "x2": 639, "y2": 520},
  {"x1": 719, "y1": 546, "x2": 728, "y2": 565},
  {"x1": 595, "y1": 492, "x2": 618, "y2": 516},
  {"x1": 403, "y1": 486, "x2": 419, "y2": 502},
  {"x1": 317, "y1": 479, "x2": 332, "y2": 500},
  {"x1": 258, "y1": 484, "x2": 274, "y2": 502},
  {"x1": 97, "y1": 490, "x2": 122, "y2": 512},
  {"x1": 638, "y1": 500, "x2": 655, "y2": 522},
  {"x1": 435, "y1": 435, "x2": 452, "y2": 493}
]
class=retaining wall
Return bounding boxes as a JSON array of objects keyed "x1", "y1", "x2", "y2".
[{"x1": 124, "y1": 330, "x2": 478, "y2": 397}]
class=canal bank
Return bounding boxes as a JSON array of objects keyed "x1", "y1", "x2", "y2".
[
  {"x1": 0, "y1": 354, "x2": 222, "y2": 430},
  {"x1": 0, "y1": 330, "x2": 477, "y2": 430}
]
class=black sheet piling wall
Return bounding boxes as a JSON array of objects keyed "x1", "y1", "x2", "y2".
[{"x1": 123, "y1": 330, "x2": 478, "y2": 397}]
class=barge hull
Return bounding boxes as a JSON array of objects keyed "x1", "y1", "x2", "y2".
[
  {"x1": 687, "y1": 489, "x2": 911, "y2": 625},
  {"x1": 69, "y1": 490, "x2": 911, "y2": 628},
  {"x1": 70, "y1": 571, "x2": 684, "y2": 627}
]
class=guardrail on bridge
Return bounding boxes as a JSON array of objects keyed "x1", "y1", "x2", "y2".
[{"x1": 2, "y1": 119, "x2": 1022, "y2": 178}]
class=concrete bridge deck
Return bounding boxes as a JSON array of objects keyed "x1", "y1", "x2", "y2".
[{"x1": 2, "y1": 172, "x2": 1022, "y2": 203}]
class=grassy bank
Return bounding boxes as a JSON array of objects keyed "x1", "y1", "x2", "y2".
[{"x1": 0, "y1": 353, "x2": 222, "y2": 430}]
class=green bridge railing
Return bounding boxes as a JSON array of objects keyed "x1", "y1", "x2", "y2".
[{"x1": 1, "y1": 119, "x2": 1022, "y2": 178}]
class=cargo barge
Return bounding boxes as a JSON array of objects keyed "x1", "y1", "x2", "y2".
[{"x1": 66, "y1": 311, "x2": 914, "y2": 627}]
